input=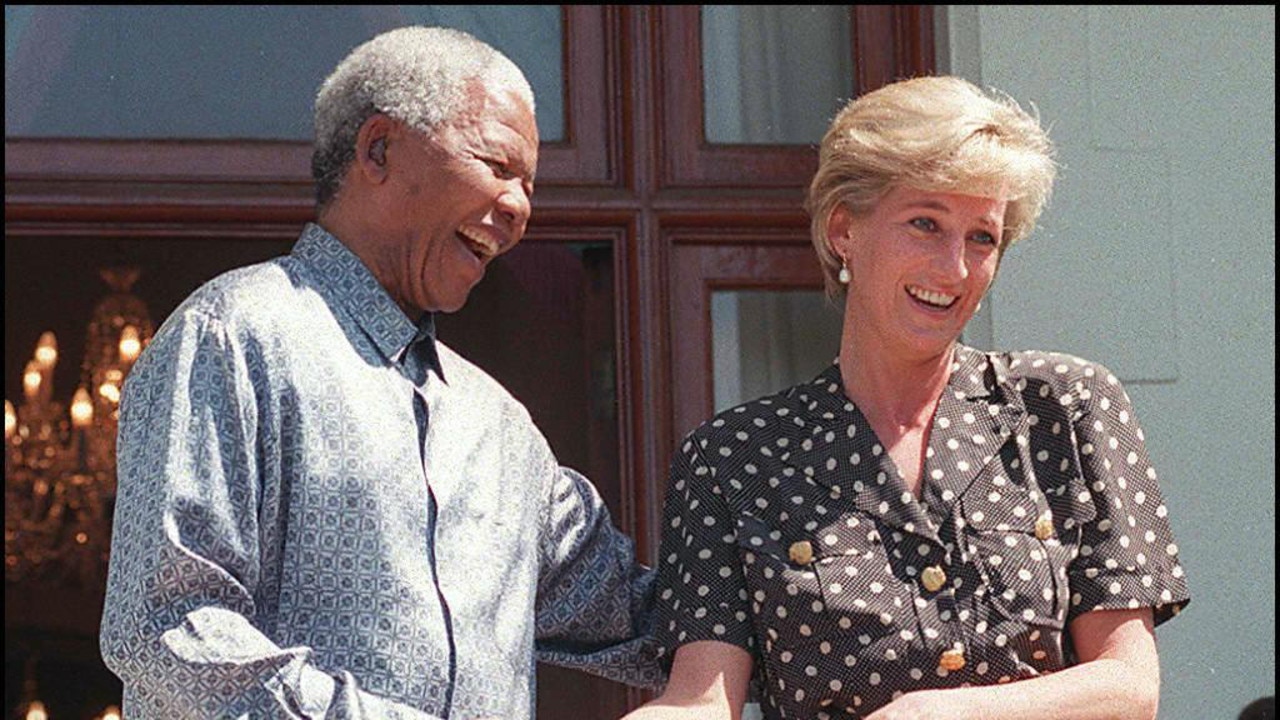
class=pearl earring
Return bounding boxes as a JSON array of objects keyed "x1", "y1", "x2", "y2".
[{"x1": 838, "y1": 265, "x2": 850, "y2": 284}]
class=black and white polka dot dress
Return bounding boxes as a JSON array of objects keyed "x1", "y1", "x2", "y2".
[{"x1": 654, "y1": 345, "x2": 1189, "y2": 719}]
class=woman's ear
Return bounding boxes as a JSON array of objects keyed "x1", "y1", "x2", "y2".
[{"x1": 827, "y1": 203, "x2": 856, "y2": 259}]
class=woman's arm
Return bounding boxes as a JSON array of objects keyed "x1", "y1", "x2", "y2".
[
  {"x1": 866, "y1": 608, "x2": 1159, "y2": 720},
  {"x1": 622, "y1": 641, "x2": 754, "y2": 720}
]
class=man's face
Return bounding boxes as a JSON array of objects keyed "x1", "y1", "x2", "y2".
[{"x1": 384, "y1": 83, "x2": 538, "y2": 316}]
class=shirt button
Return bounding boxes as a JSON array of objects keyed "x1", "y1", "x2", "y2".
[
  {"x1": 939, "y1": 648, "x2": 966, "y2": 671},
  {"x1": 921, "y1": 565, "x2": 947, "y2": 592},
  {"x1": 1035, "y1": 517, "x2": 1055, "y2": 540},
  {"x1": 789, "y1": 540, "x2": 814, "y2": 565}
]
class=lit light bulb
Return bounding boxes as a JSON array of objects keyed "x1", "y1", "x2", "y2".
[
  {"x1": 5, "y1": 400, "x2": 15, "y2": 440},
  {"x1": 98, "y1": 381, "x2": 121, "y2": 405},
  {"x1": 71, "y1": 387, "x2": 94, "y2": 428},
  {"x1": 25, "y1": 699, "x2": 48, "y2": 720},
  {"x1": 23, "y1": 361, "x2": 42, "y2": 400},
  {"x1": 100, "y1": 705, "x2": 122, "y2": 720},
  {"x1": 119, "y1": 325, "x2": 142, "y2": 363},
  {"x1": 34, "y1": 331, "x2": 58, "y2": 370}
]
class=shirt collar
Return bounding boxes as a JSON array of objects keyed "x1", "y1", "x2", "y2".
[{"x1": 292, "y1": 223, "x2": 445, "y2": 383}]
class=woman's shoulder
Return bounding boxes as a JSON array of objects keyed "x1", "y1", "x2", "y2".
[
  {"x1": 682, "y1": 364, "x2": 839, "y2": 449},
  {"x1": 976, "y1": 346, "x2": 1130, "y2": 420},
  {"x1": 983, "y1": 347, "x2": 1121, "y2": 388}
]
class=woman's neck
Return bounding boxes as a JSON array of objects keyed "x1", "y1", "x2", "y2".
[{"x1": 838, "y1": 334, "x2": 955, "y2": 431}]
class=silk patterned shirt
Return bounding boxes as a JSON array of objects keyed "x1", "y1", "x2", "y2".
[
  {"x1": 101, "y1": 223, "x2": 661, "y2": 719},
  {"x1": 654, "y1": 345, "x2": 1189, "y2": 719}
]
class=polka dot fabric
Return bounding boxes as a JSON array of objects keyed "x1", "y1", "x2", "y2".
[{"x1": 653, "y1": 345, "x2": 1189, "y2": 719}]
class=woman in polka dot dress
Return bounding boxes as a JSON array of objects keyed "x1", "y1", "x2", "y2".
[{"x1": 625, "y1": 76, "x2": 1189, "y2": 720}]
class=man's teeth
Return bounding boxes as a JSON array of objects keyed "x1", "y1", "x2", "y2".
[
  {"x1": 907, "y1": 286, "x2": 957, "y2": 308},
  {"x1": 458, "y1": 228, "x2": 498, "y2": 257}
]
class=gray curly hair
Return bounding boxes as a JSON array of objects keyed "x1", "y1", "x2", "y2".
[
  {"x1": 311, "y1": 26, "x2": 535, "y2": 208},
  {"x1": 806, "y1": 76, "x2": 1056, "y2": 298}
]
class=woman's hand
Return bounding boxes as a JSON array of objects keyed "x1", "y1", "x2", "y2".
[
  {"x1": 869, "y1": 609, "x2": 1159, "y2": 720},
  {"x1": 864, "y1": 689, "x2": 962, "y2": 720},
  {"x1": 620, "y1": 641, "x2": 753, "y2": 720}
]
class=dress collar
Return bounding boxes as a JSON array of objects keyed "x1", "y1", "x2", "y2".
[{"x1": 783, "y1": 345, "x2": 1025, "y2": 539}]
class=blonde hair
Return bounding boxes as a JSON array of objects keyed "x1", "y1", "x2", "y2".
[{"x1": 805, "y1": 76, "x2": 1056, "y2": 297}]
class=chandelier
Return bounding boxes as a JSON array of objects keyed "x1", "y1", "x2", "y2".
[
  {"x1": 5, "y1": 267, "x2": 154, "y2": 587},
  {"x1": 14, "y1": 653, "x2": 122, "y2": 720}
]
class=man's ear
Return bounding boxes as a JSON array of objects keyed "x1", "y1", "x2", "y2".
[{"x1": 354, "y1": 113, "x2": 396, "y2": 184}]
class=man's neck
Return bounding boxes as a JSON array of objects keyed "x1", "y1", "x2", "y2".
[{"x1": 316, "y1": 209, "x2": 421, "y2": 322}]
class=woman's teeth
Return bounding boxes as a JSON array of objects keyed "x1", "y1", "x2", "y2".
[{"x1": 907, "y1": 285, "x2": 957, "y2": 308}]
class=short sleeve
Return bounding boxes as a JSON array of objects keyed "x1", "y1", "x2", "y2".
[
  {"x1": 652, "y1": 435, "x2": 755, "y2": 666},
  {"x1": 1067, "y1": 364, "x2": 1190, "y2": 626}
]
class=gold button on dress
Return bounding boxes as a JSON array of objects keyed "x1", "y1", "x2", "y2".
[
  {"x1": 921, "y1": 565, "x2": 947, "y2": 592},
  {"x1": 939, "y1": 648, "x2": 966, "y2": 671},
  {"x1": 788, "y1": 540, "x2": 814, "y2": 565},
  {"x1": 1035, "y1": 517, "x2": 1055, "y2": 540}
]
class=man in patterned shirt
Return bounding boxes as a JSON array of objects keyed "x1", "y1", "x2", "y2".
[{"x1": 100, "y1": 26, "x2": 660, "y2": 719}]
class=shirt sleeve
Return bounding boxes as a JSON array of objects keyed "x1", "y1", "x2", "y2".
[
  {"x1": 1066, "y1": 362, "x2": 1191, "y2": 626},
  {"x1": 534, "y1": 464, "x2": 664, "y2": 689},
  {"x1": 652, "y1": 434, "x2": 756, "y2": 668},
  {"x1": 100, "y1": 310, "x2": 443, "y2": 720}
]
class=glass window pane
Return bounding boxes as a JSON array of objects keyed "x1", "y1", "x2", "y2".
[
  {"x1": 711, "y1": 290, "x2": 843, "y2": 412},
  {"x1": 701, "y1": 5, "x2": 853, "y2": 145},
  {"x1": 436, "y1": 241, "x2": 619, "y2": 510},
  {"x1": 4, "y1": 5, "x2": 564, "y2": 141}
]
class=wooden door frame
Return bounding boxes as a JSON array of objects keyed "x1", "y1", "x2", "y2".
[{"x1": 666, "y1": 235, "x2": 829, "y2": 449}]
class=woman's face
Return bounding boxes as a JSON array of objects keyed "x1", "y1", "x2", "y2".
[{"x1": 830, "y1": 185, "x2": 1006, "y2": 361}]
